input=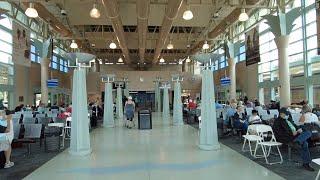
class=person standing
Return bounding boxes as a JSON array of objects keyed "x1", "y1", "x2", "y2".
[{"x1": 125, "y1": 96, "x2": 135, "y2": 128}]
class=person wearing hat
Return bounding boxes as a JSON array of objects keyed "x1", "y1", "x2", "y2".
[
  {"x1": 124, "y1": 96, "x2": 135, "y2": 128},
  {"x1": 273, "y1": 107, "x2": 314, "y2": 171}
]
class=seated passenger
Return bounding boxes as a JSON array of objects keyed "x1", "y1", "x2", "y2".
[
  {"x1": 232, "y1": 106, "x2": 248, "y2": 132},
  {"x1": 273, "y1": 107, "x2": 314, "y2": 171},
  {"x1": 248, "y1": 110, "x2": 262, "y2": 124},
  {"x1": 223, "y1": 103, "x2": 237, "y2": 133},
  {"x1": 299, "y1": 105, "x2": 319, "y2": 124},
  {"x1": 188, "y1": 99, "x2": 197, "y2": 110},
  {"x1": 0, "y1": 110, "x2": 14, "y2": 169}
]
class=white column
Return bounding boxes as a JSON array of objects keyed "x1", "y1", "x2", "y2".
[
  {"x1": 227, "y1": 58, "x2": 236, "y2": 100},
  {"x1": 199, "y1": 69, "x2": 220, "y2": 150},
  {"x1": 116, "y1": 86, "x2": 123, "y2": 119},
  {"x1": 275, "y1": 35, "x2": 291, "y2": 107},
  {"x1": 69, "y1": 68, "x2": 91, "y2": 156},
  {"x1": 162, "y1": 87, "x2": 170, "y2": 124},
  {"x1": 40, "y1": 57, "x2": 49, "y2": 105},
  {"x1": 173, "y1": 81, "x2": 183, "y2": 125},
  {"x1": 259, "y1": 88, "x2": 265, "y2": 105},
  {"x1": 104, "y1": 82, "x2": 115, "y2": 127}
]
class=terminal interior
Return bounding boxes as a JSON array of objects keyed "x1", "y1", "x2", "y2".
[{"x1": 1, "y1": 0, "x2": 320, "y2": 179}]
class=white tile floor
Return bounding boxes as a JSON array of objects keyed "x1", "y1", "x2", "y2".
[{"x1": 24, "y1": 113, "x2": 284, "y2": 180}]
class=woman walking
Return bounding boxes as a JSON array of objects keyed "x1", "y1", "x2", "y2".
[{"x1": 125, "y1": 96, "x2": 135, "y2": 128}]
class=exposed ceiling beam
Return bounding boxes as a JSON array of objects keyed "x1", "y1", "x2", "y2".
[
  {"x1": 152, "y1": 0, "x2": 184, "y2": 64},
  {"x1": 101, "y1": 0, "x2": 131, "y2": 64},
  {"x1": 137, "y1": 0, "x2": 150, "y2": 64}
]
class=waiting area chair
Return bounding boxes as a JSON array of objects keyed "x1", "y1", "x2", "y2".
[{"x1": 16, "y1": 124, "x2": 42, "y2": 155}]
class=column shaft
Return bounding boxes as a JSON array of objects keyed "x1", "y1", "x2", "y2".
[
  {"x1": 227, "y1": 58, "x2": 236, "y2": 100},
  {"x1": 275, "y1": 36, "x2": 291, "y2": 107},
  {"x1": 40, "y1": 57, "x2": 49, "y2": 105},
  {"x1": 69, "y1": 68, "x2": 91, "y2": 156},
  {"x1": 173, "y1": 82, "x2": 183, "y2": 125},
  {"x1": 162, "y1": 88, "x2": 170, "y2": 124},
  {"x1": 116, "y1": 87, "x2": 123, "y2": 119},
  {"x1": 104, "y1": 82, "x2": 115, "y2": 127},
  {"x1": 199, "y1": 69, "x2": 220, "y2": 150}
]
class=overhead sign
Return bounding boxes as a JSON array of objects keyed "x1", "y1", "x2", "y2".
[
  {"x1": 220, "y1": 77, "x2": 231, "y2": 86},
  {"x1": 47, "y1": 79, "x2": 58, "y2": 88}
]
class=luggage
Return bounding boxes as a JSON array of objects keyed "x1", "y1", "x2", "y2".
[
  {"x1": 44, "y1": 126, "x2": 61, "y2": 152},
  {"x1": 0, "y1": 151, "x2": 5, "y2": 169}
]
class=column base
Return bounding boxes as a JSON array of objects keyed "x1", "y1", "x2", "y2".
[
  {"x1": 173, "y1": 122, "x2": 184, "y2": 126},
  {"x1": 104, "y1": 124, "x2": 115, "y2": 128},
  {"x1": 69, "y1": 148, "x2": 92, "y2": 156},
  {"x1": 199, "y1": 143, "x2": 220, "y2": 151}
]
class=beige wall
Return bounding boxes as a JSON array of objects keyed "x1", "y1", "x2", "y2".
[
  {"x1": 213, "y1": 61, "x2": 258, "y2": 100},
  {"x1": 14, "y1": 63, "x2": 72, "y2": 106}
]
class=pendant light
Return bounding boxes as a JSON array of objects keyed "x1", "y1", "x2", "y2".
[
  {"x1": 238, "y1": 9, "x2": 249, "y2": 22},
  {"x1": 90, "y1": 3, "x2": 101, "y2": 19},
  {"x1": 202, "y1": 41, "x2": 209, "y2": 50},
  {"x1": 186, "y1": 56, "x2": 191, "y2": 63},
  {"x1": 70, "y1": 40, "x2": 78, "y2": 49},
  {"x1": 167, "y1": 40, "x2": 174, "y2": 49},
  {"x1": 159, "y1": 57, "x2": 165, "y2": 63},
  {"x1": 118, "y1": 57, "x2": 123, "y2": 63},
  {"x1": 109, "y1": 41, "x2": 117, "y2": 49},
  {"x1": 25, "y1": 3, "x2": 38, "y2": 18},
  {"x1": 183, "y1": 2, "x2": 193, "y2": 20}
]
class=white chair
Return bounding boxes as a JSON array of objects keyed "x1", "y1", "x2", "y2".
[
  {"x1": 36, "y1": 113, "x2": 46, "y2": 118},
  {"x1": 291, "y1": 112, "x2": 302, "y2": 125},
  {"x1": 269, "y1": 109, "x2": 279, "y2": 118},
  {"x1": 246, "y1": 108, "x2": 254, "y2": 117},
  {"x1": 48, "y1": 123, "x2": 65, "y2": 148},
  {"x1": 253, "y1": 124, "x2": 283, "y2": 165},
  {"x1": 242, "y1": 124, "x2": 263, "y2": 157},
  {"x1": 64, "y1": 117, "x2": 72, "y2": 139},
  {"x1": 312, "y1": 158, "x2": 320, "y2": 180}
]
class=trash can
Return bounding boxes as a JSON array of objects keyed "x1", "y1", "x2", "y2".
[
  {"x1": 44, "y1": 126, "x2": 61, "y2": 152},
  {"x1": 138, "y1": 110, "x2": 152, "y2": 130}
]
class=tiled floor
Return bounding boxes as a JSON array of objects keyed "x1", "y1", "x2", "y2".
[{"x1": 25, "y1": 113, "x2": 283, "y2": 180}]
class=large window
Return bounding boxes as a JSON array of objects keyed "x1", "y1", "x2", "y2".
[
  {"x1": 50, "y1": 54, "x2": 68, "y2": 73},
  {"x1": 30, "y1": 43, "x2": 40, "y2": 63}
]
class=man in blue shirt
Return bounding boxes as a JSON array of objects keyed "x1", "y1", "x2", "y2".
[{"x1": 223, "y1": 103, "x2": 237, "y2": 134}]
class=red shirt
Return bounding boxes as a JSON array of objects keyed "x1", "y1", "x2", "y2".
[{"x1": 188, "y1": 102, "x2": 197, "y2": 110}]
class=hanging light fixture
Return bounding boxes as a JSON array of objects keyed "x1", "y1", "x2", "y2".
[
  {"x1": 183, "y1": 3, "x2": 193, "y2": 20},
  {"x1": 167, "y1": 40, "x2": 174, "y2": 49},
  {"x1": 70, "y1": 40, "x2": 78, "y2": 49},
  {"x1": 118, "y1": 57, "x2": 123, "y2": 63},
  {"x1": 90, "y1": 3, "x2": 101, "y2": 18},
  {"x1": 238, "y1": 9, "x2": 249, "y2": 22},
  {"x1": 109, "y1": 41, "x2": 117, "y2": 49},
  {"x1": 25, "y1": 3, "x2": 38, "y2": 18},
  {"x1": 159, "y1": 57, "x2": 165, "y2": 63},
  {"x1": 186, "y1": 56, "x2": 191, "y2": 63},
  {"x1": 202, "y1": 41, "x2": 209, "y2": 50}
]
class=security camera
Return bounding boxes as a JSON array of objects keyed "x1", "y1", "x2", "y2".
[{"x1": 61, "y1": 9, "x2": 67, "y2": 16}]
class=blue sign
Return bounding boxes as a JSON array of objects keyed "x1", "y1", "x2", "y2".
[
  {"x1": 47, "y1": 79, "x2": 58, "y2": 88},
  {"x1": 220, "y1": 77, "x2": 231, "y2": 86}
]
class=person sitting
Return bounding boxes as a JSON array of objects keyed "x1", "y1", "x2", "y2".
[
  {"x1": 232, "y1": 106, "x2": 248, "y2": 132},
  {"x1": 188, "y1": 99, "x2": 197, "y2": 110},
  {"x1": 299, "y1": 105, "x2": 319, "y2": 125},
  {"x1": 248, "y1": 110, "x2": 262, "y2": 124},
  {"x1": 0, "y1": 110, "x2": 14, "y2": 169},
  {"x1": 273, "y1": 107, "x2": 314, "y2": 171},
  {"x1": 215, "y1": 101, "x2": 223, "y2": 109},
  {"x1": 223, "y1": 103, "x2": 237, "y2": 134}
]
